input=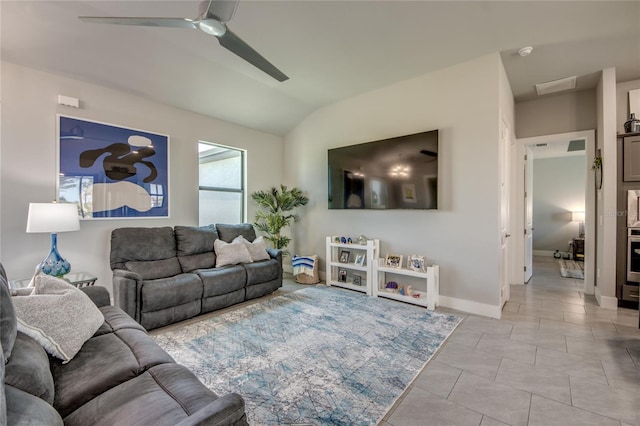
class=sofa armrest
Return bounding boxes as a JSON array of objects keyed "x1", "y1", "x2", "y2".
[
  {"x1": 266, "y1": 248, "x2": 282, "y2": 265},
  {"x1": 79, "y1": 286, "x2": 111, "y2": 307},
  {"x1": 112, "y1": 269, "x2": 143, "y2": 323},
  {"x1": 174, "y1": 393, "x2": 247, "y2": 426}
]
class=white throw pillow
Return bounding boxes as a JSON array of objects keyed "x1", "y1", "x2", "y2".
[
  {"x1": 214, "y1": 239, "x2": 253, "y2": 267},
  {"x1": 232, "y1": 235, "x2": 271, "y2": 262},
  {"x1": 11, "y1": 273, "x2": 104, "y2": 363}
]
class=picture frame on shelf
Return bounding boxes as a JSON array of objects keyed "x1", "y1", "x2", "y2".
[
  {"x1": 408, "y1": 255, "x2": 426, "y2": 272},
  {"x1": 385, "y1": 254, "x2": 403, "y2": 268},
  {"x1": 354, "y1": 253, "x2": 365, "y2": 266},
  {"x1": 339, "y1": 250, "x2": 350, "y2": 263},
  {"x1": 352, "y1": 275, "x2": 362, "y2": 285},
  {"x1": 338, "y1": 269, "x2": 347, "y2": 282}
]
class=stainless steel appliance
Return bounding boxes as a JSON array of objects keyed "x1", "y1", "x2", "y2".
[{"x1": 628, "y1": 190, "x2": 640, "y2": 227}]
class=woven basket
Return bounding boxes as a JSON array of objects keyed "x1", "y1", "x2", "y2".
[{"x1": 294, "y1": 255, "x2": 320, "y2": 284}]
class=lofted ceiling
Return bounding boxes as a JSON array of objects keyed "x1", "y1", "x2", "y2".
[{"x1": 1, "y1": 1, "x2": 639, "y2": 136}]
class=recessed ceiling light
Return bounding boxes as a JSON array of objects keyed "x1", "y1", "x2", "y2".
[{"x1": 518, "y1": 46, "x2": 533, "y2": 57}]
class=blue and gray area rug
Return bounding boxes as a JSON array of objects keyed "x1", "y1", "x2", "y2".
[{"x1": 153, "y1": 286, "x2": 462, "y2": 425}]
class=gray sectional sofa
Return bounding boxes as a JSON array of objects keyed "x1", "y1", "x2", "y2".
[
  {"x1": 111, "y1": 223, "x2": 283, "y2": 330},
  {"x1": 0, "y1": 263, "x2": 247, "y2": 426}
]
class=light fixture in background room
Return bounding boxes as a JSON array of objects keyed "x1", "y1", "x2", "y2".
[
  {"x1": 26, "y1": 202, "x2": 80, "y2": 277},
  {"x1": 572, "y1": 211, "x2": 585, "y2": 238}
]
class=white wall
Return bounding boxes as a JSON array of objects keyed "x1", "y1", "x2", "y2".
[
  {"x1": 285, "y1": 54, "x2": 505, "y2": 316},
  {"x1": 532, "y1": 156, "x2": 586, "y2": 252},
  {"x1": 595, "y1": 68, "x2": 618, "y2": 308},
  {"x1": 515, "y1": 90, "x2": 597, "y2": 139},
  {"x1": 616, "y1": 79, "x2": 640, "y2": 134},
  {"x1": 0, "y1": 62, "x2": 284, "y2": 292}
]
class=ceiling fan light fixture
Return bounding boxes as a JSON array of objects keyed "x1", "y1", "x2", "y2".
[{"x1": 198, "y1": 19, "x2": 226, "y2": 36}]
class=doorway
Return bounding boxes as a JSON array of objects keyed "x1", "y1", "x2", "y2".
[{"x1": 512, "y1": 131, "x2": 595, "y2": 295}]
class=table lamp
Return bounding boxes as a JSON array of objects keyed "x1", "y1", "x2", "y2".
[
  {"x1": 26, "y1": 202, "x2": 80, "y2": 277},
  {"x1": 572, "y1": 211, "x2": 585, "y2": 238}
]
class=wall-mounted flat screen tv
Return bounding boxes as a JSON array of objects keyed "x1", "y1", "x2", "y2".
[{"x1": 328, "y1": 130, "x2": 438, "y2": 210}]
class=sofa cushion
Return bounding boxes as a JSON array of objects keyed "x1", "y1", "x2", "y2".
[
  {"x1": 141, "y1": 273, "x2": 203, "y2": 313},
  {"x1": 216, "y1": 223, "x2": 257, "y2": 243},
  {"x1": 244, "y1": 259, "x2": 281, "y2": 285},
  {"x1": 51, "y1": 328, "x2": 175, "y2": 418},
  {"x1": 233, "y1": 235, "x2": 271, "y2": 261},
  {"x1": 63, "y1": 363, "x2": 244, "y2": 426},
  {"x1": 110, "y1": 227, "x2": 177, "y2": 270},
  {"x1": 125, "y1": 257, "x2": 182, "y2": 280},
  {"x1": 5, "y1": 385, "x2": 64, "y2": 426},
  {"x1": 197, "y1": 265, "x2": 247, "y2": 298},
  {"x1": 214, "y1": 239, "x2": 253, "y2": 267},
  {"x1": 0, "y1": 266, "x2": 17, "y2": 362},
  {"x1": 175, "y1": 225, "x2": 218, "y2": 272},
  {"x1": 11, "y1": 274, "x2": 104, "y2": 363},
  {"x1": 4, "y1": 332, "x2": 55, "y2": 404}
]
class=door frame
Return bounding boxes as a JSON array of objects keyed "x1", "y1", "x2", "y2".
[{"x1": 511, "y1": 130, "x2": 595, "y2": 294}]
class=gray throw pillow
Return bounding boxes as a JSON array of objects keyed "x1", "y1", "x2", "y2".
[
  {"x1": 214, "y1": 239, "x2": 253, "y2": 267},
  {"x1": 233, "y1": 235, "x2": 270, "y2": 262},
  {"x1": 11, "y1": 273, "x2": 104, "y2": 363}
]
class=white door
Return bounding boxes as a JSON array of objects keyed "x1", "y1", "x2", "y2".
[
  {"x1": 524, "y1": 146, "x2": 534, "y2": 283},
  {"x1": 500, "y1": 118, "x2": 511, "y2": 307}
]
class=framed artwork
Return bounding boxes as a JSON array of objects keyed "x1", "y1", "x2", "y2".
[
  {"x1": 338, "y1": 269, "x2": 347, "y2": 282},
  {"x1": 385, "y1": 254, "x2": 403, "y2": 269},
  {"x1": 57, "y1": 115, "x2": 169, "y2": 219},
  {"x1": 408, "y1": 255, "x2": 426, "y2": 272},
  {"x1": 352, "y1": 275, "x2": 362, "y2": 285},
  {"x1": 339, "y1": 250, "x2": 351, "y2": 263},
  {"x1": 402, "y1": 183, "x2": 417, "y2": 203},
  {"x1": 354, "y1": 254, "x2": 365, "y2": 266}
]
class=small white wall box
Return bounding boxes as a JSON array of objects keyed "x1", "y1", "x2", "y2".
[{"x1": 58, "y1": 95, "x2": 79, "y2": 108}]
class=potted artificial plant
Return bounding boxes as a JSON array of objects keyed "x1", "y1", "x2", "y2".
[{"x1": 251, "y1": 185, "x2": 309, "y2": 255}]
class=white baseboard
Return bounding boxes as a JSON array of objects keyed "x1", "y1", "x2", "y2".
[
  {"x1": 595, "y1": 287, "x2": 618, "y2": 310},
  {"x1": 438, "y1": 295, "x2": 502, "y2": 319}
]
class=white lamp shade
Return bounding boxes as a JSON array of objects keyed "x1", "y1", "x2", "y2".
[
  {"x1": 26, "y1": 203, "x2": 80, "y2": 233},
  {"x1": 572, "y1": 211, "x2": 585, "y2": 222}
]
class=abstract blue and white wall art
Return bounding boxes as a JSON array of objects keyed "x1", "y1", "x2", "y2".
[{"x1": 58, "y1": 116, "x2": 169, "y2": 218}]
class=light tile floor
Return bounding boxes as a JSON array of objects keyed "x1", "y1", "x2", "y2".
[{"x1": 381, "y1": 256, "x2": 640, "y2": 426}]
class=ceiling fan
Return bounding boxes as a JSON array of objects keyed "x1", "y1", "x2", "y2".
[{"x1": 79, "y1": 0, "x2": 288, "y2": 82}]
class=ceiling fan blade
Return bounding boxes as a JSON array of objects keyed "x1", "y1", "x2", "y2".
[
  {"x1": 205, "y1": 0, "x2": 240, "y2": 22},
  {"x1": 79, "y1": 16, "x2": 197, "y2": 29},
  {"x1": 217, "y1": 29, "x2": 288, "y2": 82}
]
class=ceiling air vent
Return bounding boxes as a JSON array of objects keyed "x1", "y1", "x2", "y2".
[{"x1": 535, "y1": 76, "x2": 577, "y2": 96}]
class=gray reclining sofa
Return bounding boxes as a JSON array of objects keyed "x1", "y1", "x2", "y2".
[
  {"x1": 111, "y1": 223, "x2": 283, "y2": 330},
  {"x1": 0, "y1": 263, "x2": 247, "y2": 425}
]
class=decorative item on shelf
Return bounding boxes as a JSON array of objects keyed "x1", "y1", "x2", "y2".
[
  {"x1": 26, "y1": 202, "x2": 80, "y2": 277},
  {"x1": 385, "y1": 281, "x2": 399, "y2": 293},
  {"x1": 624, "y1": 113, "x2": 640, "y2": 133},
  {"x1": 592, "y1": 149, "x2": 603, "y2": 190},
  {"x1": 358, "y1": 235, "x2": 367, "y2": 245},
  {"x1": 354, "y1": 254, "x2": 365, "y2": 266},
  {"x1": 251, "y1": 185, "x2": 309, "y2": 256},
  {"x1": 407, "y1": 255, "x2": 426, "y2": 272},
  {"x1": 334, "y1": 236, "x2": 340, "y2": 243},
  {"x1": 340, "y1": 236, "x2": 347, "y2": 244},
  {"x1": 385, "y1": 254, "x2": 403, "y2": 268},
  {"x1": 352, "y1": 275, "x2": 362, "y2": 285},
  {"x1": 338, "y1": 269, "x2": 347, "y2": 283},
  {"x1": 339, "y1": 250, "x2": 350, "y2": 263},
  {"x1": 347, "y1": 237, "x2": 353, "y2": 244}
]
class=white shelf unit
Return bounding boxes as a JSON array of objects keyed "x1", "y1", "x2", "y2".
[
  {"x1": 373, "y1": 259, "x2": 439, "y2": 310},
  {"x1": 325, "y1": 237, "x2": 379, "y2": 295}
]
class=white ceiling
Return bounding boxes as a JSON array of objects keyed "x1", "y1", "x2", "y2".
[{"x1": 2, "y1": 1, "x2": 639, "y2": 136}]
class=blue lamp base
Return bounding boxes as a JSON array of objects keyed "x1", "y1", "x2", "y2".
[{"x1": 40, "y1": 233, "x2": 71, "y2": 277}]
